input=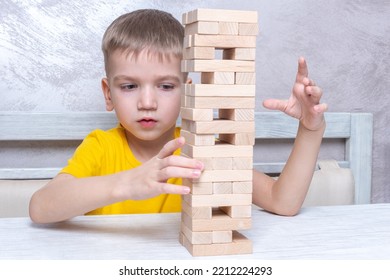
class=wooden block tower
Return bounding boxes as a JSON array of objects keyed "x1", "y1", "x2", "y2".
[{"x1": 179, "y1": 8, "x2": 258, "y2": 256}]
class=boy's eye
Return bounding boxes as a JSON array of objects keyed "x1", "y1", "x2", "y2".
[
  {"x1": 120, "y1": 84, "x2": 137, "y2": 91},
  {"x1": 158, "y1": 84, "x2": 175, "y2": 91}
]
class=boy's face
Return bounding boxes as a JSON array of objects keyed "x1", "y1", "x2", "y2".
[{"x1": 102, "y1": 49, "x2": 184, "y2": 143}]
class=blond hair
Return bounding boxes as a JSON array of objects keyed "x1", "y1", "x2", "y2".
[{"x1": 102, "y1": 9, "x2": 184, "y2": 75}]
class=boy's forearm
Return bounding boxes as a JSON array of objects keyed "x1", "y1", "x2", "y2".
[
  {"x1": 29, "y1": 173, "x2": 122, "y2": 224},
  {"x1": 271, "y1": 120, "x2": 326, "y2": 215}
]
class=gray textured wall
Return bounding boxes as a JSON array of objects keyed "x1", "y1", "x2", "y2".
[{"x1": 1, "y1": 0, "x2": 389, "y2": 202}]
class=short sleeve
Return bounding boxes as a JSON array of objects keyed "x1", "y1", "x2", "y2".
[{"x1": 60, "y1": 130, "x2": 105, "y2": 178}]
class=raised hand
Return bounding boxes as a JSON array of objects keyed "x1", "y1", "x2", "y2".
[
  {"x1": 263, "y1": 57, "x2": 327, "y2": 131},
  {"x1": 120, "y1": 137, "x2": 203, "y2": 200}
]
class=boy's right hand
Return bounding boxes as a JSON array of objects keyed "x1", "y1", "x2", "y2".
[{"x1": 117, "y1": 137, "x2": 203, "y2": 200}]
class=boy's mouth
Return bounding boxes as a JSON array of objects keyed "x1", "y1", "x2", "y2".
[{"x1": 138, "y1": 118, "x2": 157, "y2": 128}]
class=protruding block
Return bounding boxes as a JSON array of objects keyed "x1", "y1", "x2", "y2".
[
  {"x1": 194, "y1": 169, "x2": 253, "y2": 183},
  {"x1": 182, "y1": 178, "x2": 213, "y2": 195},
  {"x1": 219, "y1": 133, "x2": 255, "y2": 145},
  {"x1": 182, "y1": 9, "x2": 258, "y2": 24},
  {"x1": 184, "y1": 34, "x2": 256, "y2": 49},
  {"x1": 184, "y1": 21, "x2": 219, "y2": 35},
  {"x1": 180, "y1": 107, "x2": 213, "y2": 121}
]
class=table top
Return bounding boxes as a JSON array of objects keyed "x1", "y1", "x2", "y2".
[{"x1": 0, "y1": 203, "x2": 389, "y2": 260}]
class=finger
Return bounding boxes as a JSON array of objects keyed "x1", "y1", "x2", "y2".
[
  {"x1": 302, "y1": 77, "x2": 316, "y2": 87},
  {"x1": 157, "y1": 137, "x2": 185, "y2": 160},
  {"x1": 162, "y1": 154, "x2": 204, "y2": 170},
  {"x1": 314, "y1": 103, "x2": 328, "y2": 113},
  {"x1": 160, "y1": 183, "x2": 191, "y2": 195},
  {"x1": 158, "y1": 165, "x2": 202, "y2": 182},
  {"x1": 305, "y1": 86, "x2": 322, "y2": 100},
  {"x1": 263, "y1": 98, "x2": 288, "y2": 112},
  {"x1": 296, "y1": 56, "x2": 308, "y2": 82}
]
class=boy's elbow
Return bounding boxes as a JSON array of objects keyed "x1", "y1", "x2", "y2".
[{"x1": 29, "y1": 193, "x2": 47, "y2": 224}]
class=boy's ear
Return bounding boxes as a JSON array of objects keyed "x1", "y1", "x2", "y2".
[
  {"x1": 185, "y1": 77, "x2": 192, "y2": 84},
  {"x1": 101, "y1": 78, "x2": 114, "y2": 111}
]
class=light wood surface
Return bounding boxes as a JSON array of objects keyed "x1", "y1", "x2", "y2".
[{"x1": 0, "y1": 203, "x2": 389, "y2": 260}]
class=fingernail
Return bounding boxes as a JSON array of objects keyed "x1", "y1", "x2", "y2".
[
  {"x1": 183, "y1": 187, "x2": 190, "y2": 194},
  {"x1": 192, "y1": 169, "x2": 201, "y2": 177},
  {"x1": 196, "y1": 161, "x2": 204, "y2": 170}
]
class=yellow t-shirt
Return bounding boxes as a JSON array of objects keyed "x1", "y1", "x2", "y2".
[{"x1": 60, "y1": 125, "x2": 182, "y2": 215}]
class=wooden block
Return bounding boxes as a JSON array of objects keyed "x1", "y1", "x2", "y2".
[
  {"x1": 183, "y1": 9, "x2": 258, "y2": 24},
  {"x1": 184, "y1": 84, "x2": 255, "y2": 97},
  {"x1": 219, "y1": 109, "x2": 254, "y2": 121},
  {"x1": 182, "y1": 59, "x2": 255, "y2": 73},
  {"x1": 190, "y1": 157, "x2": 232, "y2": 170},
  {"x1": 184, "y1": 21, "x2": 219, "y2": 35},
  {"x1": 218, "y1": 22, "x2": 238, "y2": 35},
  {"x1": 180, "y1": 107, "x2": 213, "y2": 121},
  {"x1": 182, "y1": 143, "x2": 253, "y2": 158},
  {"x1": 201, "y1": 72, "x2": 235, "y2": 84},
  {"x1": 183, "y1": 47, "x2": 215, "y2": 60},
  {"x1": 213, "y1": 182, "x2": 232, "y2": 194},
  {"x1": 219, "y1": 133, "x2": 255, "y2": 145},
  {"x1": 182, "y1": 178, "x2": 212, "y2": 194},
  {"x1": 239, "y1": 23, "x2": 259, "y2": 35},
  {"x1": 180, "y1": 231, "x2": 252, "y2": 256},
  {"x1": 212, "y1": 230, "x2": 233, "y2": 243},
  {"x1": 232, "y1": 157, "x2": 253, "y2": 169},
  {"x1": 220, "y1": 205, "x2": 252, "y2": 218},
  {"x1": 183, "y1": 193, "x2": 252, "y2": 207},
  {"x1": 232, "y1": 181, "x2": 253, "y2": 194},
  {"x1": 195, "y1": 169, "x2": 253, "y2": 183},
  {"x1": 235, "y1": 72, "x2": 256, "y2": 84},
  {"x1": 185, "y1": 96, "x2": 255, "y2": 109},
  {"x1": 184, "y1": 34, "x2": 256, "y2": 48},
  {"x1": 181, "y1": 200, "x2": 212, "y2": 219},
  {"x1": 181, "y1": 224, "x2": 212, "y2": 244},
  {"x1": 223, "y1": 48, "x2": 256, "y2": 61},
  {"x1": 182, "y1": 119, "x2": 254, "y2": 134},
  {"x1": 180, "y1": 129, "x2": 215, "y2": 146},
  {"x1": 181, "y1": 209, "x2": 251, "y2": 231}
]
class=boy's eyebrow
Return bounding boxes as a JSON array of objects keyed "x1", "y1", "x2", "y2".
[{"x1": 112, "y1": 75, "x2": 181, "y2": 83}]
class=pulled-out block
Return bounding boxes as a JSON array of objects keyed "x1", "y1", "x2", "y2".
[
  {"x1": 184, "y1": 96, "x2": 255, "y2": 109},
  {"x1": 182, "y1": 59, "x2": 255, "y2": 73},
  {"x1": 181, "y1": 119, "x2": 254, "y2": 134}
]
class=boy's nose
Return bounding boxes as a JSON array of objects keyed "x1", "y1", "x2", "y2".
[{"x1": 138, "y1": 87, "x2": 157, "y2": 110}]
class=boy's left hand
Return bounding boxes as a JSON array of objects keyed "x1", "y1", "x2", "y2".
[{"x1": 263, "y1": 57, "x2": 327, "y2": 131}]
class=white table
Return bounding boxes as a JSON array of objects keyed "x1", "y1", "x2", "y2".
[{"x1": 0, "y1": 204, "x2": 389, "y2": 259}]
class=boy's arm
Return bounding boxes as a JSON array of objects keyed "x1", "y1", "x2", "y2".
[
  {"x1": 29, "y1": 137, "x2": 203, "y2": 223},
  {"x1": 252, "y1": 57, "x2": 327, "y2": 216}
]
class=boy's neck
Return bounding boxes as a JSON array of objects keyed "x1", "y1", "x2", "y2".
[{"x1": 124, "y1": 126, "x2": 176, "y2": 163}]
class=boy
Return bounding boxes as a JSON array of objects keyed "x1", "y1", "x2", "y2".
[{"x1": 29, "y1": 9, "x2": 327, "y2": 224}]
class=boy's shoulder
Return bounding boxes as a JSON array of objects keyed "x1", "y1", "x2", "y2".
[{"x1": 84, "y1": 125, "x2": 125, "y2": 146}]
